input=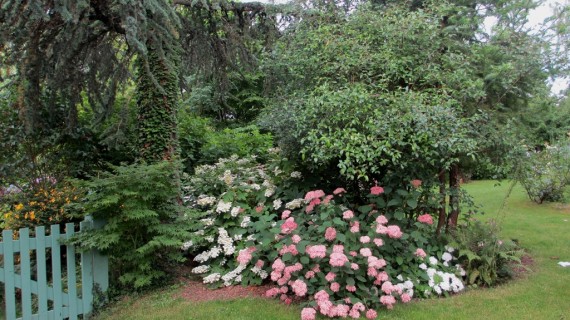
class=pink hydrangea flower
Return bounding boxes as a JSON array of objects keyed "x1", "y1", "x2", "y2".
[
  {"x1": 350, "y1": 221, "x2": 360, "y2": 233},
  {"x1": 411, "y1": 179, "x2": 422, "y2": 188},
  {"x1": 346, "y1": 285, "x2": 357, "y2": 292},
  {"x1": 381, "y1": 281, "x2": 393, "y2": 294},
  {"x1": 401, "y1": 293, "x2": 412, "y2": 303},
  {"x1": 380, "y1": 295, "x2": 396, "y2": 309},
  {"x1": 271, "y1": 271, "x2": 281, "y2": 281},
  {"x1": 349, "y1": 309, "x2": 360, "y2": 319},
  {"x1": 329, "y1": 252, "x2": 349, "y2": 267},
  {"x1": 370, "y1": 186, "x2": 384, "y2": 195},
  {"x1": 305, "y1": 270, "x2": 315, "y2": 279},
  {"x1": 376, "y1": 215, "x2": 388, "y2": 225},
  {"x1": 376, "y1": 225, "x2": 388, "y2": 234},
  {"x1": 323, "y1": 195, "x2": 334, "y2": 204},
  {"x1": 272, "y1": 258, "x2": 285, "y2": 272},
  {"x1": 360, "y1": 236, "x2": 371, "y2": 243},
  {"x1": 314, "y1": 290, "x2": 329, "y2": 302},
  {"x1": 318, "y1": 299, "x2": 333, "y2": 315},
  {"x1": 310, "y1": 198, "x2": 322, "y2": 206},
  {"x1": 417, "y1": 214, "x2": 433, "y2": 225},
  {"x1": 325, "y1": 227, "x2": 337, "y2": 241},
  {"x1": 305, "y1": 190, "x2": 325, "y2": 201},
  {"x1": 367, "y1": 267, "x2": 378, "y2": 277},
  {"x1": 292, "y1": 279, "x2": 308, "y2": 297},
  {"x1": 292, "y1": 234, "x2": 301, "y2": 244},
  {"x1": 353, "y1": 303, "x2": 365, "y2": 312},
  {"x1": 307, "y1": 245, "x2": 327, "y2": 259},
  {"x1": 312, "y1": 264, "x2": 321, "y2": 273},
  {"x1": 387, "y1": 225, "x2": 403, "y2": 239},
  {"x1": 351, "y1": 263, "x2": 359, "y2": 270},
  {"x1": 333, "y1": 188, "x2": 346, "y2": 195},
  {"x1": 280, "y1": 286, "x2": 288, "y2": 294},
  {"x1": 255, "y1": 260, "x2": 264, "y2": 268},
  {"x1": 333, "y1": 245, "x2": 344, "y2": 253},
  {"x1": 281, "y1": 217, "x2": 298, "y2": 234},
  {"x1": 373, "y1": 238, "x2": 384, "y2": 246},
  {"x1": 301, "y1": 308, "x2": 317, "y2": 320},
  {"x1": 325, "y1": 272, "x2": 336, "y2": 282},
  {"x1": 330, "y1": 282, "x2": 340, "y2": 292},
  {"x1": 360, "y1": 248, "x2": 372, "y2": 257},
  {"x1": 336, "y1": 304, "x2": 350, "y2": 317},
  {"x1": 376, "y1": 271, "x2": 389, "y2": 282},
  {"x1": 415, "y1": 248, "x2": 427, "y2": 258},
  {"x1": 366, "y1": 309, "x2": 377, "y2": 319},
  {"x1": 265, "y1": 287, "x2": 279, "y2": 297},
  {"x1": 349, "y1": 251, "x2": 358, "y2": 257},
  {"x1": 282, "y1": 210, "x2": 291, "y2": 219},
  {"x1": 343, "y1": 210, "x2": 354, "y2": 220},
  {"x1": 305, "y1": 204, "x2": 315, "y2": 213},
  {"x1": 237, "y1": 247, "x2": 254, "y2": 265}
]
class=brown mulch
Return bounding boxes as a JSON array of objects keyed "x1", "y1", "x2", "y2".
[
  {"x1": 513, "y1": 254, "x2": 535, "y2": 277},
  {"x1": 176, "y1": 279, "x2": 273, "y2": 302}
]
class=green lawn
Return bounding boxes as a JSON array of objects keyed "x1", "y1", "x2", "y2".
[{"x1": 96, "y1": 181, "x2": 570, "y2": 320}]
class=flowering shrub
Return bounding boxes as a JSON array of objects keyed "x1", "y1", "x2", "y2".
[
  {"x1": 1, "y1": 181, "x2": 83, "y2": 231},
  {"x1": 264, "y1": 183, "x2": 466, "y2": 319},
  {"x1": 182, "y1": 151, "x2": 304, "y2": 287},
  {"x1": 515, "y1": 144, "x2": 570, "y2": 204}
]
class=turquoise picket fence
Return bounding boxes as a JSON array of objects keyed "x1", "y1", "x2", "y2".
[{"x1": 0, "y1": 218, "x2": 108, "y2": 320}]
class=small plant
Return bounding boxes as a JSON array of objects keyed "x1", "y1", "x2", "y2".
[
  {"x1": 514, "y1": 143, "x2": 570, "y2": 204},
  {"x1": 450, "y1": 219, "x2": 523, "y2": 287},
  {"x1": 70, "y1": 161, "x2": 191, "y2": 289}
]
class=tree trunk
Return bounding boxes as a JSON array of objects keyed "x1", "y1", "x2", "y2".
[
  {"x1": 136, "y1": 38, "x2": 180, "y2": 162},
  {"x1": 436, "y1": 169, "x2": 447, "y2": 236},
  {"x1": 447, "y1": 163, "x2": 460, "y2": 233}
]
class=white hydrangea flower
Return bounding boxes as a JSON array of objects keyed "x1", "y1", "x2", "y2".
[
  {"x1": 445, "y1": 245, "x2": 455, "y2": 253},
  {"x1": 442, "y1": 252, "x2": 453, "y2": 262},
  {"x1": 231, "y1": 206, "x2": 241, "y2": 217},
  {"x1": 181, "y1": 240, "x2": 193, "y2": 251},
  {"x1": 194, "y1": 252, "x2": 210, "y2": 263},
  {"x1": 251, "y1": 183, "x2": 261, "y2": 191},
  {"x1": 192, "y1": 265, "x2": 210, "y2": 274},
  {"x1": 290, "y1": 171, "x2": 302, "y2": 179},
  {"x1": 264, "y1": 188, "x2": 275, "y2": 197},
  {"x1": 201, "y1": 218, "x2": 215, "y2": 226},
  {"x1": 205, "y1": 236, "x2": 215, "y2": 243},
  {"x1": 429, "y1": 256, "x2": 438, "y2": 265},
  {"x1": 273, "y1": 199, "x2": 282, "y2": 210},
  {"x1": 246, "y1": 234, "x2": 256, "y2": 241},
  {"x1": 241, "y1": 216, "x2": 251, "y2": 228},
  {"x1": 216, "y1": 200, "x2": 232, "y2": 213},
  {"x1": 219, "y1": 170, "x2": 235, "y2": 186},
  {"x1": 285, "y1": 198, "x2": 305, "y2": 210},
  {"x1": 419, "y1": 263, "x2": 427, "y2": 270},
  {"x1": 197, "y1": 196, "x2": 217, "y2": 206},
  {"x1": 203, "y1": 273, "x2": 221, "y2": 284},
  {"x1": 233, "y1": 234, "x2": 243, "y2": 241},
  {"x1": 209, "y1": 246, "x2": 221, "y2": 258}
]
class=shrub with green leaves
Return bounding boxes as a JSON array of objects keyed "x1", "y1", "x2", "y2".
[
  {"x1": 515, "y1": 143, "x2": 570, "y2": 204},
  {"x1": 71, "y1": 161, "x2": 191, "y2": 289},
  {"x1": 450, "y1": 219, "x2": 523, "y2": 287},
  {"x1": 182, "y1": 151, "x2": 304, "y2": 288}
]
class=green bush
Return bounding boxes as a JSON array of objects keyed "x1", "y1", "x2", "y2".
[
  {"x1": 451, "y1": 220, "x2": 523, "y2": 287},
  {"x1": 71, "y1": 161, "x2": 191, "y2": 289},
  {"x1": 514, "y1": 143, "x2": 570, "y2": 204},
  {"x1": 200, "y1": 125, "x2": 273, "y2": 165}
]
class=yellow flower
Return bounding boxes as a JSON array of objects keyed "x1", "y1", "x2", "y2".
[
  {"x1": 14, "y1": 203, "x2": 24, "y2": 211},
  {"x1": 29, "y1": 211, "x2": 35, "y2": 220}
]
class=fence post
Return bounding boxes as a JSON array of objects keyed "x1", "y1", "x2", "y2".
[{"x1": 81, "y1": 215, "x2": 108, "y2": 319}]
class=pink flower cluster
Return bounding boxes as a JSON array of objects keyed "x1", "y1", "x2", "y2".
[
  {"x1": 325, "y1": 227, "x2": 337, "y2": 241},
  {"x1": 411, "y1": 179, "x2": 422, "y2": 188},
  {"x1": 415, "y1": 248, "x2": 427, "y2": 258},
  {"x1": 280, "y1": 217, "x2": 298, "y2": 234},
  {"x1": 329, "y1": 252, "x2": 349, "y2": 267},
  {"x1": 306, "y1": 245, "x2": 327, "y2": 259},
  {"x1": 417, "y1": 213, "x2": 434, "y2": 225},
  {"x1": 370, "y1": 185, "x2": 384, "y2": 195},
  {"x1": 279, "y1": 244, "x2": 299, "y2": 256},
  {"x1": 236, "y1": 247, "x2": 256, "y2": 265}
]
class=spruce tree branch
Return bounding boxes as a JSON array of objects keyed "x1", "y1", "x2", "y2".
[{"x1": 173, "y1": 0, "x2": 269, "y2": 12}]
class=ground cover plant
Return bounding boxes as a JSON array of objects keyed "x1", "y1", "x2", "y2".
[{"x1": 92, "y1": 181, "x2": 570, "y2": 320}]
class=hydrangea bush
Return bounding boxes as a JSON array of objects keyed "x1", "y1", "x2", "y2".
[
  {"x1": 264, "y1": 184, "x2": 466, "y2": 319},
  {"x1": 182, "y1": 151, "x2": 304, "y2": 287}
]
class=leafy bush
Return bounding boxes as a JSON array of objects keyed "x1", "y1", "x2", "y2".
[
  {"x1": 262, "y1": 185, "x2": 466, "y2": 319},
  {"x1": 182, "y1": 151, "x2": 304, "y2": 288},
  {"x1": 515, "y1": 143, "x2": 570, "y2": 203},
  {"x1": 1, "y1": 180, "x2": 83, "y2": 231},
  {"x1": 71, "y1": 161, "x2": 191, "y2": 289},
  {"x1": 450, "y1": 220, "x2": 523, "y2": 287}
]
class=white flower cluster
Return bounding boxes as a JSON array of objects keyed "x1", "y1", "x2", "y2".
[
  {"x1": 216, "y1": 200, "x2": 232, "y2": 213},
  {"x1": 425, "y1": 268, "x2": 464, "y2": 295},
  {"x1": 197, "y1": 196, "x2": 216, "y2": 206},
  {"x1": 241, "y1": 216, "x2": 251, "y2": 228},
  {"x1": 200, "y1": 218, "x2": 215, "y2": 227},
  {"x1": 290, "y1": 171, "x2": 302, "y2": 179},
  {"x1": 285, "y1": 198, "x2": 305, "y2": 210},
  {"x1": 219, "y1": 170, "x2": 235, "y2": 186},
  {"x1": 191, "y1": 265, "x2": 210, "y2": 274},
  {"x1": 221, "y1": 264, "x2": 247, "y2": 286},
  {"x1": 203, "y1": 273, "x2": 221, "y2": 284},
  {"x1": 231, "y1": 206, "x2": 241, "y2": 217},
  {"x1": 251, "y1": 266, "x2": 269, "y2": 279},
  {"x1": 273, "y1": 199, "x2": 282, "y2": 210},
  {"x1": 217, "y1": 228, "x2": 235, "y2": 255},
  {"x1": 394, "y1": 279, "x2": 415, "y2": 298},
  {"x1": 181, "y1": 240, "x2": 193, "y2": 251}
]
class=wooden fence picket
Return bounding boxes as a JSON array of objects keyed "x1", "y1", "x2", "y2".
[{"x1": 0, "y1": 218, "x2": 108, "y2": 320}]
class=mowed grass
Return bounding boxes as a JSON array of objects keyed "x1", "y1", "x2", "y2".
[{"x1": 96, "y1": 181, "x2": 570, "y2": 320}]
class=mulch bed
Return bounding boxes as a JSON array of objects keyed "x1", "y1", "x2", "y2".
[{"x1": 177, "y1": 279, "x2": 273, "y2": 302}]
